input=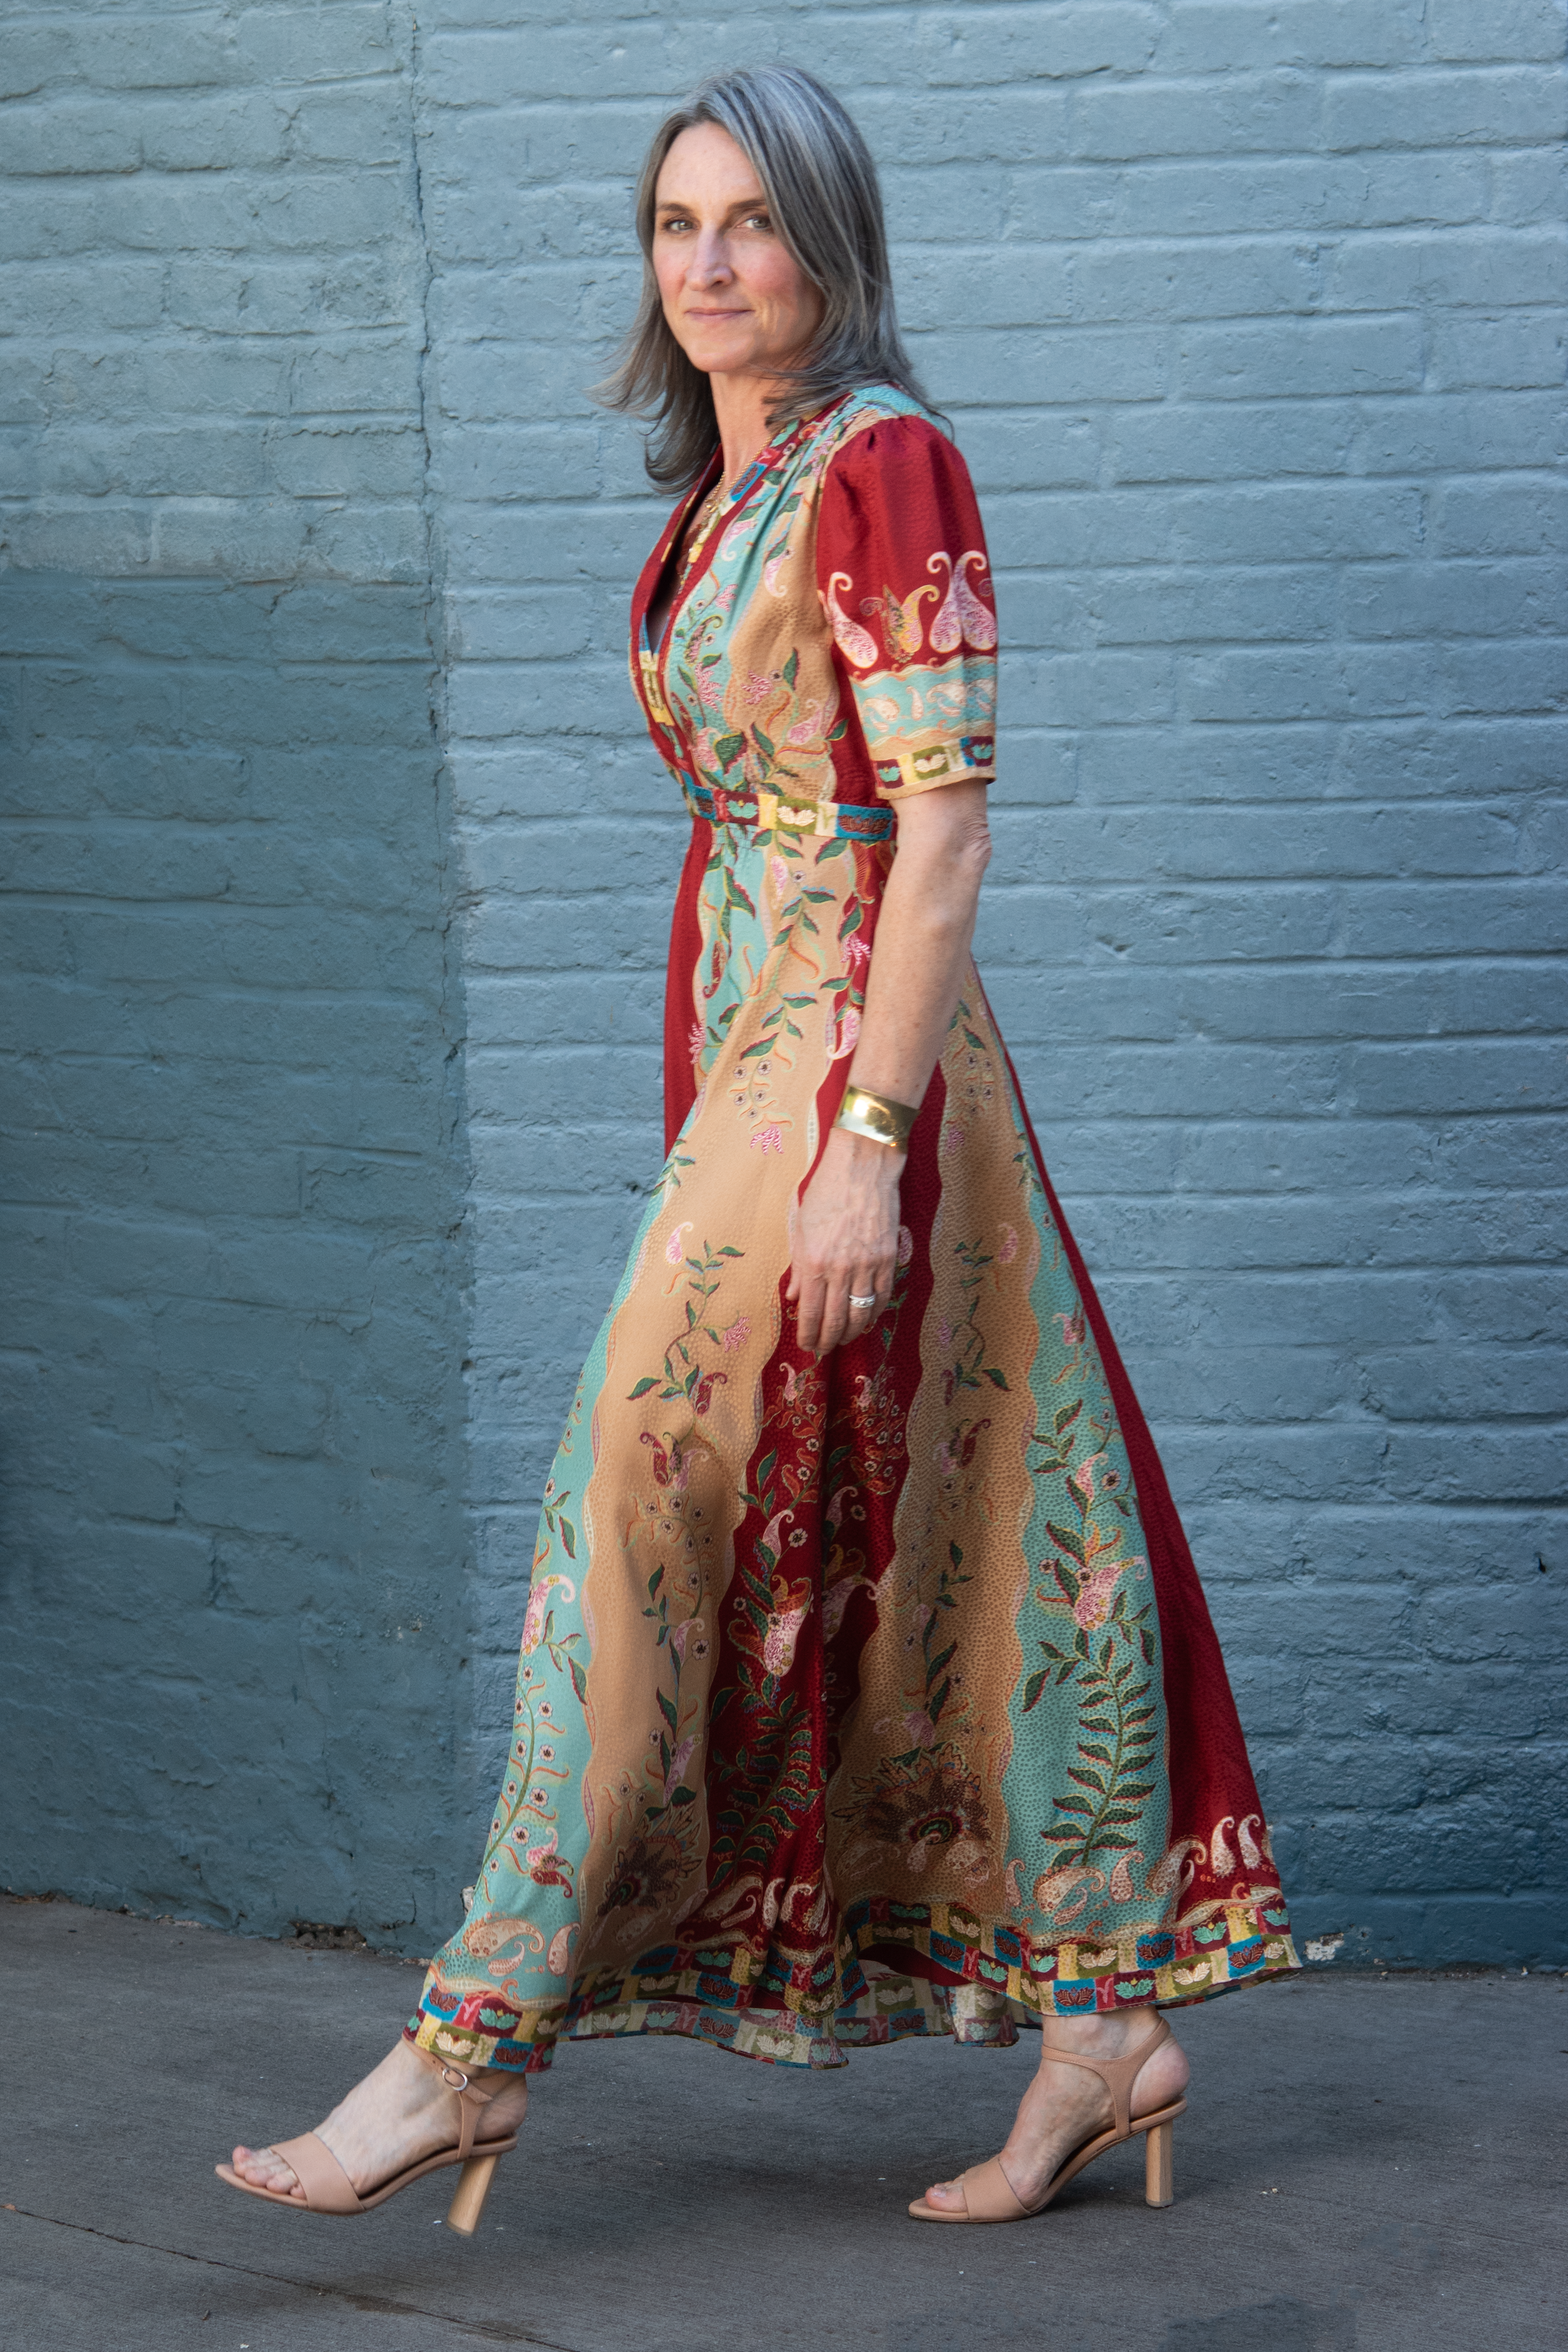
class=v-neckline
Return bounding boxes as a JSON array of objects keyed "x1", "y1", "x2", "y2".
[
  {"x1": 640, "y1": 397, "x2": 850, "y2": 682},
  {"x1": 645, "y1": 459, "x2": 725, "y2": 661}
]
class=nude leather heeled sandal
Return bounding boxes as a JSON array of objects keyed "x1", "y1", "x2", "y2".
[
  {"x1": 216, "y1": 2042, "x2": 522, "y2": 2236},
  {"x1": 908, "y1": 2015, "x2": 1186, "y2": 2223}
]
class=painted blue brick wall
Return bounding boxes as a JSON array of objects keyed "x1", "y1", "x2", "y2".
[
  {"x1": 0, "y1": 2, "x2": 474, "y2": 1946},
  {"x1": 421, "y1": 0, "x2": 1568, "y2": 1969},
  {"x1": 3, "y1": 0, "x2": 1565, "y2": 1967}
]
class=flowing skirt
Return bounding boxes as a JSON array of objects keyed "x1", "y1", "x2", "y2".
[{"x1": 412, "y1": 805, "x2": 1297, "y2": 2072}]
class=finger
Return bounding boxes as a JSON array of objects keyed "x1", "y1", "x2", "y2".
[
  {"x1": 818, "y1": 1278, "x2": 859, "y2": 1357},
  {"x1": 859, "y1": 1261, "x2": 893, "y2": 1310},
  {"x1": 818, "y1": 1267, "x2": 876, "y2": 1357},
  {"x1": 794, "y1": 1272, "x2": 826, "y2": 1356},
  {"x1": 844, "y1": 1269, "x2": 881, "y2": 1336},
  {"x1": 808, "y1": 1277, "x2": 840, "y2": 1357}
]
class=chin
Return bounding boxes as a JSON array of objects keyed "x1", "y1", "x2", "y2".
[{"x1": 685, "y1": 343, "x2": 760, "y2": 378}]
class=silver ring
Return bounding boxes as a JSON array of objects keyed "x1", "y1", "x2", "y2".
[{"x1": 848, "y1": 1292, "x2": 877, "y2": 1311}]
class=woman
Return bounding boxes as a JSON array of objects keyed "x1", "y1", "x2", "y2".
[{"x1": 221, "y1": 64, "x2": 1296, "y2": 2234}]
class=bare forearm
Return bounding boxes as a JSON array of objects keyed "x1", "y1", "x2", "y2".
[
  {"x1": 786, "y1": 784, "x2": 991, "y2": 1357},
  {"x1": 848, "y1": 780, "x2": 992, "y2": 1112}
]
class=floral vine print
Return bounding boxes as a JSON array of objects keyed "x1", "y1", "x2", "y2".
[{"x1": 411, "y1": 384, "x2": 1296, "y2": 2079}]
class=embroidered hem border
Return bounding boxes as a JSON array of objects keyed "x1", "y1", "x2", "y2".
[{"x1": 408, "y1": 1894, "x2": 1300, "y2": 2075}]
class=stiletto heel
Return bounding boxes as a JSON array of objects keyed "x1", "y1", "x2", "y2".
[
  {"x1": 908, "y1": 2015, "x2": 1187, "y2": 2224},
  {"x1": 446, "y1": 2151, "x2": 502, "y2": 2236},
  {"x1": 1144, "y1": 2116, "x2": 1174, "y2": 2207},
  {"x1": 216, "y1": 2042, "x2": 521, "y2": 2222}
]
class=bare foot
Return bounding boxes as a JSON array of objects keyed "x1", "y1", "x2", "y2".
[
  {"x1": 920, "y1": 2005, "x2": 1189, "y2": 2216},
  {"x1": 228, "y1": 2038, "x2": 531, "y2": 2201}
]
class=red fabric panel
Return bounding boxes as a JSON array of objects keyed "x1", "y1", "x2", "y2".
[
  {"x1": 662, "y1": 818, "x2": 712, "y2": 1156},
  {"x1": 680, "y1": 1062, "x2": 948, "y2": 2003}
]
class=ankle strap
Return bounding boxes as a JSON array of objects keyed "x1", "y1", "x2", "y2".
[
  {"x1": 1037, "y1": 2015, "x2": 1170, "y2": 2140},
  {"x1": 408, "y1": 2039, "x2": 486, "y2": 2161}
]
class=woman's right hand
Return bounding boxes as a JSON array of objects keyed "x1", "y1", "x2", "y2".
[{"x1": 786, "y1": 1126, "x2": 902, "y2": 1356}]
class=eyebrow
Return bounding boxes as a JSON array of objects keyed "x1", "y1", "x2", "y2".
[{"x1": 654, "y1": 194, "x2": 770, "y2": 220}]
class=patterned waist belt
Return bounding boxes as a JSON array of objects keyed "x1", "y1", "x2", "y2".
[{"x1": 681, "y1": 777, "x2": 895, "y2": 844}]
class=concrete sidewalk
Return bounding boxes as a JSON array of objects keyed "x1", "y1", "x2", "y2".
[{"x1": 1, "y1": 1899, "x2": 1560, "y2": 2352}]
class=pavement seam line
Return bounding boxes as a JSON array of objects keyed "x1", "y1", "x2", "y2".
[{"x1": 1, "y1": 2205, "x2": 585, "y2": 2348}]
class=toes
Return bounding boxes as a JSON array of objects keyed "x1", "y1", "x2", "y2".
[{"x1": 230, "y1": 2144, "x2": 301, "y2": 2197}]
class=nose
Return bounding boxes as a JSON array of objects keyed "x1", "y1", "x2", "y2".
[{"x1": 688, "y1": 227, "x2": 733, "y2": 288}]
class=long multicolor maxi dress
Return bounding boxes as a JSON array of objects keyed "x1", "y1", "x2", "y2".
[{"x1": 413, "y1": 384, "x2": 1298, "y2": 2075}]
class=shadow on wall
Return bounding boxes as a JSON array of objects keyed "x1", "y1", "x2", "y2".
[{"x1": 0, "y1": 572, "x2": 473, "y2": 1957}]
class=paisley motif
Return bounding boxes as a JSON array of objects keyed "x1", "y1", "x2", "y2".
[{"x1": 409, "y1": 388, "x2": 1298, "y2": 2079}]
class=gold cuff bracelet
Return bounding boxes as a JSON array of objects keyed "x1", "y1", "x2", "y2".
[{"x1": 834, "y1": 1086, "x2": 918, "y2": 1152}]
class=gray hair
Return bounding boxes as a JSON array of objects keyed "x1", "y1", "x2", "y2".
[{"x1": 595, "y1": 64, "x2": 935, "y2": 490}]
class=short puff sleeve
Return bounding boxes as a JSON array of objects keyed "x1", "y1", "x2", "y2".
[{"x1": 815, "y1": 414, "x2": 998, "y2": 801}]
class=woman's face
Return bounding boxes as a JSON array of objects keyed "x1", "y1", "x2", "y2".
[{"x1": 652, "y1": 123, "x2": 824, "y2": 387}]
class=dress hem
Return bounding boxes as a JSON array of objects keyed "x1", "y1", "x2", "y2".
[{"x1": 408, "y1": 1892, "x2": 1299, "y2": 2074}]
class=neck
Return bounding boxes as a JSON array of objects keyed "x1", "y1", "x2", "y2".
[{"x1": 709, "y1": 368, "x2": 789, "y2": 492}]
